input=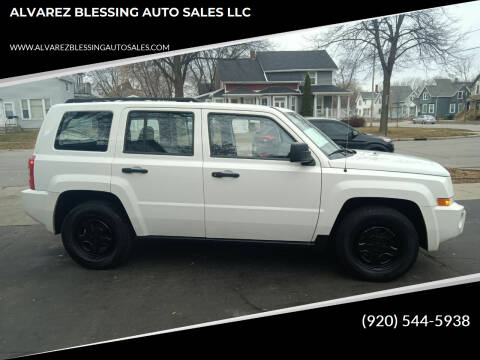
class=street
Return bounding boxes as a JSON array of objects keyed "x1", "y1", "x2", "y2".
[
  {"x1": 0, "y1": 198, "x2": 479, "y2": 357},
  {"x1": 393, "y1": 136, "x2": 480, "y2": 169}
]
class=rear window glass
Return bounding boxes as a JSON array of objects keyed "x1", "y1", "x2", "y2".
[
  {"x1": 124, "y1": 111, "x2": 194, "y2": 156},
  {"x1": 54, "y1": 111, "x2": 113, "y2": 151}
]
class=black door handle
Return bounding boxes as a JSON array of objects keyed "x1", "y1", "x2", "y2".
[
  {"x1": 122, "y1": 167, "x2": 148, "y2": 174},
  {"x1": 212, "y1": 171, "x2": 240, "y2": 178}
]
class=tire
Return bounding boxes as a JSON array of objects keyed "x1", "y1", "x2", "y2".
[
  {"x1": 61, "y1": 200, "x2": 133, "y2": 269},
  {"x1": 335, "y1": 206, "x2": 419, "y2": 281}
]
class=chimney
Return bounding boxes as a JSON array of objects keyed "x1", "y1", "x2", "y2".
[{"x1": 250, "y1": 50, "x2": 256, "y2": 58}]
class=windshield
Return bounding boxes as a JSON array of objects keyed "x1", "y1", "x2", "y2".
[{"x1": 283, "y1": 111, "x2": 340, "y2": 156}]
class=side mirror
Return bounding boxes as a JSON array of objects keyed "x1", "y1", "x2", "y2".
[
  {"x1": 350, "y1": 130, "x2": 359, "y2": 138},
  {"x1": 289, "y1": 143, "x2": 315, "y2": 166}
]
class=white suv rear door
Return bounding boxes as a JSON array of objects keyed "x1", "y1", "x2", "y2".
[{"x1": 111, "y1": 107, "x2": 205, "y2": 237}]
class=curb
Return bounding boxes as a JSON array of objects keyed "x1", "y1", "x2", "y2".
[{"x1": 393, "y1": 134, "x2": 480, "y2": 141}]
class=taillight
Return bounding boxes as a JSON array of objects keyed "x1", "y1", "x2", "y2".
[{"x1": 28, "y1": 155, "x2": 35, "y2": 190}]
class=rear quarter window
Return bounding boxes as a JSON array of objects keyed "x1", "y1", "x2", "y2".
[{"x1": 54, "y1": 111, "x2": 113, "y2": 152}]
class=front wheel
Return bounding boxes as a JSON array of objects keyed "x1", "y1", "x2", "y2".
[
  {"x1": 335, "y1": 206, "x2": 419, "y2": 281},
  {"x1": 61, "y1": 200, "x2": 133, "y2": 269}
]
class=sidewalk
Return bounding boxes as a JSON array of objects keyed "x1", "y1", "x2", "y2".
[{"x1": 2, "y1": 184, "x2": 479, "y2": 227}]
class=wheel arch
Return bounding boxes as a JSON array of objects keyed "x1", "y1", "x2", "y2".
[
  {"x1": 54, "y1": 190, "x2": 136, "y2": 235},
  {"x1": 328, "y1": 197, "x2": 428, "y2": 250}
]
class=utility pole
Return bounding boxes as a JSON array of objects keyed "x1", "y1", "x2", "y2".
[{"x1": 370, "y1": 51, "x2": 375, "y2": 127}]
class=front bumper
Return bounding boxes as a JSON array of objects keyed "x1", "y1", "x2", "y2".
[
  {"x1": 435, "y1": 201, "x2": 466, "y2": 244},
  {"x1": 425, "y1": 201, "x2": 466, "y2": 251}
]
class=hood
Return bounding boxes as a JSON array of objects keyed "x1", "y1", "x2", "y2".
[
  {"x1": 329, "y1": 150, "x2": 450, "y2": 177},
  {"x1": 361, "y1": 133, "x2": 392, "y2": 143}
]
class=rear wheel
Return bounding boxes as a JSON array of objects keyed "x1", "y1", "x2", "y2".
[
  {"x1": 335, "y1": 206, "x2": 419, "y2": 281},
  {"x1": 61, "y1": 200, "x2": 133, "y2": 269}
]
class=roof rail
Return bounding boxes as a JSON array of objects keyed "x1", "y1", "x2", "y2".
[{"x1": 65, "y1": 97, "x2": 200, "y2": 103}]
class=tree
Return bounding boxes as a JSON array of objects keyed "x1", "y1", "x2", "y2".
[
  {"x1": 301, "y1": 74, "x2": 313, "y2": 116},
  {"x1": 445, "y1": 56, "x2": 475, "y2": 82},
  {"x1": 89, "y1": 66, "x2": 132, "y2": 97},
  {"x1": 127, "y1": 61, "x2": 172, "y2": 97},
  {"x1": 312, "y1": 9, "x2": 462, "y2": 135},
  {"x1": 153, "y1": 54, "x2": 198, "y2": 97}
]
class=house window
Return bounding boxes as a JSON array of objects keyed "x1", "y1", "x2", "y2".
[
  {"x1": 428, "y1": 104, "x2": 435, "y2": 113},
  {"x1": 243, "y1": 98, "x2": 255, "y2": 104},
  {"x1": 476, "y1": 85, "x2": 479, "y2": 94},
  {"x1": 273, "y1": 96, "x2": 287, "y2": 108},
  {"x1": 290, "y1": 96, "x2": 297, "y2": 112},
  {"x1": 213, "y1": 98, "x2": 224, "y2": 103},
  {"x1": 422, "y1": 104, "x2": 428, "y2": 113},
  {"x1": 358, "y1": 99, "x2": 362, "y2": 106},
  {"x1": 457, "y1": 91, "x2": 463, "y2": 99},
  {"x1": 458, "y1": 103, "x2": 464, "y2": 112},
  {"x1": 422, "y1": 92, "x2": 429, "y2": 100},
  {"x1": 260, "y1": 97, "x2": 269, "y2": 106},
  {"x1": 449, "y1": 104, "x2": 456, "y2": 113},
  {"x1": 308, "y1": 72, "x2": 317, "y2": 85},
  {"x1": 4, "y1": 102, "x2": 14, "y2": 118},
  {"x1": 21, "y1": 98, "x2": 51, "y2": 120}
]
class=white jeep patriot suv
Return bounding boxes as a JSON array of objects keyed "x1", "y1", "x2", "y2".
[{"x1": 21, "y1": 99, "x2": 466, "y2": 281}]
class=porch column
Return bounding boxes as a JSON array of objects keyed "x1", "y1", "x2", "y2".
[
  {"x1": 313, "y1": 94, "x2": 317, "y2": 117},
  {"x1": 347, "y1": 96, "x2": 350, "y2": 117},
  {"x1": 337, "y1": 95, "x2": 341, "y2": 119}
]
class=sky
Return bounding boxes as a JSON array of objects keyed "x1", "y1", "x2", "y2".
[{"x1": 266, "y1": 1, "x2": 480, "y2": 90}]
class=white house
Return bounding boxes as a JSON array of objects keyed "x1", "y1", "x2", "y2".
[
  {"x1": 355, "y1": 92, "x2": 381, "y2": 119},
  {"x1": 0, "y1": 74, "x2": 92, "y2": 129}
]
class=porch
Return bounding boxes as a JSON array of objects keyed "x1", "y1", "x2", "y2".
[{"x1": 313, "y1": 93, "x2": 354, "y2": 119}]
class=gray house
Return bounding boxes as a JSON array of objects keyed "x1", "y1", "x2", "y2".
[
  {"x1": 417, "y1": 78, "x2": 471, "y2": 119},
  {"x1": 389, "y1": 86, "x2": 418, "y2": 119},
  {"x1": 197, "y1": 50, "x2": 353, "y2": 119},
  {"x1": 0, "y1": 74, "x2": 93, "y2": 129}
]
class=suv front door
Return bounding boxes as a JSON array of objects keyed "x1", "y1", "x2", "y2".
[{"x1": 202, "y1": 109, "x2": 322, "y2": 242}]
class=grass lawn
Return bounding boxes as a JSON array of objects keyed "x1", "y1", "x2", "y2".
[
  {"x1": 447, "y1": 168, "x2": 480, "y2": 184},
  {"x1": 357, "y1": 127, "x2": 477, "y2": 139},
  {"x1": 0, "y1": 130, "x2": 39, "y2": 149}
]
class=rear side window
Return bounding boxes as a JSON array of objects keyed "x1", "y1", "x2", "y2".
[
  {"x1": 124, "y1": 111, "x2": 194, "y2": 156},
  {"x1": 55, "y1": 111, "x2": 113, "y2": 151}
]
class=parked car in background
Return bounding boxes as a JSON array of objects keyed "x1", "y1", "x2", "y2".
[
  {"x1": 412, "y1": 115, "x2": 436, "y2": 124},
  {"x1": 307, "y1": 118, "x2": 394, "y2": 152}
]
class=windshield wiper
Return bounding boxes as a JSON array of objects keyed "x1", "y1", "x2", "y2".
[
  {"x1": 329, "y1": 149, "x2": 348, "y2": 156},
  {"x1": 329, "y1": 148, "x2": 356, "y2": 157}
]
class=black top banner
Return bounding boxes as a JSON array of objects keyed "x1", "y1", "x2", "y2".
[{"x1": 0, "y1": 0, "x2": 468, "y2": 78}]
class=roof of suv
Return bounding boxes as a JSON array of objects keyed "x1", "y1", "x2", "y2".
[{"x1": 53, "y1": 100, "x2": 286, "y2": 113}]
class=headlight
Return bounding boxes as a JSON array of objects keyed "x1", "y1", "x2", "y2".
[{"x1": 382, "y1": 138, "x2": 392, "y2": 143}]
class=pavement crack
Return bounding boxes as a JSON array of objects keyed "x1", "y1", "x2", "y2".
[
  {"x1": 421, "y1": 250, "x2": 464, "y2": 276},
  {"x1": 232, "y1": 287, "x2": 264, "y2": 312}
]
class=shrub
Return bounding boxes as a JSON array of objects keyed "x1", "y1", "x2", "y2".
[{"x1": 341, "y1": 115, "x2": 366, "y2": 128}]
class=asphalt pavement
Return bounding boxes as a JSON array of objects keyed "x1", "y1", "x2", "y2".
[{"x1": 0, "y1": 198, "x2": 479, "y2": 357}]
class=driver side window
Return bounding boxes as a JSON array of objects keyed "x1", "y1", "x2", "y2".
[{"x1": 208, "y1": 113, "x2": 295, "y2": 159}]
